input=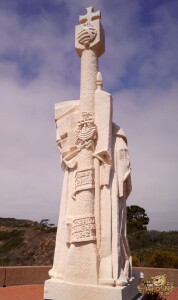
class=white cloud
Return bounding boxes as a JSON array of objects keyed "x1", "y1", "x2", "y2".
[{"x1": 113, "y1": 81, "x2": 178, "y2": 230}]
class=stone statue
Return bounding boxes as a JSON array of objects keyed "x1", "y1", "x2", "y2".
[{"x1": 44, "y1": 7, "x2": 139, "y2": 300}]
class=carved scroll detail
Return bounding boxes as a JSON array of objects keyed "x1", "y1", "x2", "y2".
[
  {"x1": 75, "y1": 168, "x2": 95, "y2": 192},
  {"x1": 71, "y1": 215, "x2": 96, "y2": 243}
]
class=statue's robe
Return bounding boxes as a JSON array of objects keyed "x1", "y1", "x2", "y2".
[
  {"x1": 94, "y1": 89, "x2": 132, "y2": 285},
  {"x1": 49, "y1": 90, "x2": 132, "y2": 285}
]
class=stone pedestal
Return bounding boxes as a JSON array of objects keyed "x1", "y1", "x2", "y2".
[{"x1": 44, "y1": 274, "x2": 140, "y2": 300}]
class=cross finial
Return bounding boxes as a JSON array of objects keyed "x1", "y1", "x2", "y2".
[{"x1": 79, "y1": 6, "x2": 101, "y2": 24}]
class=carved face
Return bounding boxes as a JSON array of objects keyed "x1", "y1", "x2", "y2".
[{"x1": 152, "y1": 274, "x2": 167, "y2": 287}]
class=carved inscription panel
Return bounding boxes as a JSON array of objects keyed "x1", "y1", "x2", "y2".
[
  {"x1": 71, "y1": 216, "x2": 96, "y2": 243},
  {"x1": 75, "y1": 169, "x2": 94, "y2": 192}
]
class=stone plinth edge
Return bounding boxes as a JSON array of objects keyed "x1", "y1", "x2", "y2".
[{"x1": 44, "y1": 276, "x2": 140, "y2": 300}]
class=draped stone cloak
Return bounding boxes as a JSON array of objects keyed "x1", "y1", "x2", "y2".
[{"x1": 49, "y1": 90, "x2": 132, "y2": 284}]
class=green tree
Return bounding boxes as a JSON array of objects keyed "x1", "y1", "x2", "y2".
[
  {"x1": 40, "y1": 219, "x2": 55, "y2": 228},
  {"x1": 127, "y1": 205, "x2": 149, "y2": 234},
  {"x1": 39, "y1": 219, "x2": 57, "y2": 233}
]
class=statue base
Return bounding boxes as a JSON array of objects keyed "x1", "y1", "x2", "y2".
[{"x1": 44, "y1": 274, "x2": 140, "y2": 300}]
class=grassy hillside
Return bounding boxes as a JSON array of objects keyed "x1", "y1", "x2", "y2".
[
  {"x1": 0, "y1": 218, "x2": 56, "y2": 266},
  {"x1": 0, "y1": 217, "x2": 178, "y2": 268}
]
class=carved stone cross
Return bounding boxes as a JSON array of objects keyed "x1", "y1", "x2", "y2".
[{"x1": 79, "y1": 6, "x2": 101, "y2": 24}]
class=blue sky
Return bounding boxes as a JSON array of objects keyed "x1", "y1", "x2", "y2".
[{"x1": 0, "y1": 0, "x2": 178, "y2": 230}]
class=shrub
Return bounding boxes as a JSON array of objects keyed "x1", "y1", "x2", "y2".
[
  {"x1": 0, "y1": 230, "x2": 24, "y2": 254},
  {"x1": 132, "y1": 256, "x2": 140, "y2": 267},
  {"x1": 148, "y1": 249, "x2": 178, "y2": 268}
]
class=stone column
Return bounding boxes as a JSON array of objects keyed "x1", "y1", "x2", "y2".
[{"x1": 64, "y1": 7, "x2": 105, "y2": 285}]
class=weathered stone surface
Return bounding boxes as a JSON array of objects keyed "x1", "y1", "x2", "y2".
[{"x1": 44, "y1": 6, "x2": 138, "y2": 300}]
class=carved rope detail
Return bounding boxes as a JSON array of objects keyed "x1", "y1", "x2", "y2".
[{"x1": 76, "y1": 112, "x2": 96, "y2": 151}]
